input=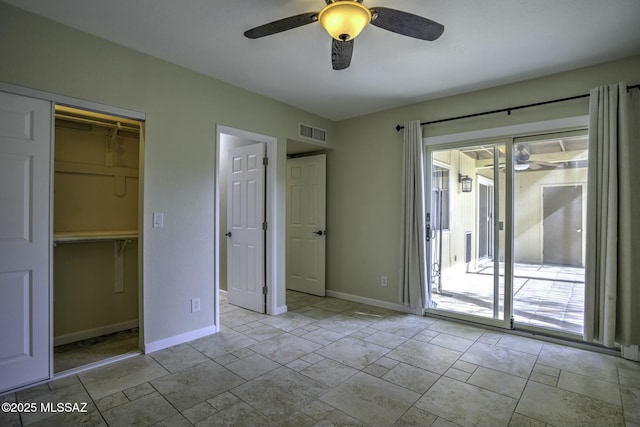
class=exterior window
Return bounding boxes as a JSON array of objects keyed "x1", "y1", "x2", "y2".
[{"x1": 432, "y1": 165, "x2": 450, "y2": 230}]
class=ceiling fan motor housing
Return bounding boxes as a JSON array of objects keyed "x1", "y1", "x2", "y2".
[{"x1": 318, "y1": 1, "x2": 372, "y2": 41}]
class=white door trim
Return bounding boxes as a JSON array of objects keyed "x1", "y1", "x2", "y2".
[
  {"x1": 0, "y1": 82, "x2": 145, "y2": 121},
  {"x1": 215, "y1": 125, "x2": 282, "y2": 328}
]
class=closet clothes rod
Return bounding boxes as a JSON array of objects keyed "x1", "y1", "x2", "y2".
[
  {"x1": 55, "y1": 113, "x2": 140, "y2": 133},
  {"x1": 395, "y1": 83, "x2": 640, "y2": 132}
]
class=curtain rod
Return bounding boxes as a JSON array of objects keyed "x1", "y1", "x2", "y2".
[{"x1": 395, "y1": 83, "x2": 640, "y2": 132}]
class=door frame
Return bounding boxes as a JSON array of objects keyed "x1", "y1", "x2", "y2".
[
  {"x1": 0, "y1": 82, "x2": 146, "y2": 389},
  {"x1": 215, "y1": 125, "x2": 282, "y2": 328},
  {"x1": 425, "y1": 141, "x2": 510, "y2": 330},
  {"x1": 476, "y1": 175, "x2": 494, "y2": 264}
]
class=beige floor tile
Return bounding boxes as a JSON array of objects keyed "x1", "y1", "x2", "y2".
[
  {"x1": 316, "y1": 336, "x2": 390, "y2": 370},
  {"x1": 467, "y1": 366, "x2": 527, "y2": 399},
  {"x1": 195, "y1": 401, "x2": 276, "y2": 427},
  {"x1": 557, "y1": 370, "x2": 622, "y2": 405},
  {"x1": 320, "y1": 372, "x2": 420, "y2": 427},
  {"x1": 101, "y1": 392, "x2": 176, "y2": 426},
  {"x1": 224, "y1": 353, "x2": 280, "y2": 380},
  {"x1": 150, "y1": 360, "x2": 244, "y2": 410},
  {"x1": 460, "y1": 342, "x2": 536, "y2": 378},
  {"x1": 300, "y1": 358, "x2": 359, "y2": 387},
  {"x1": 386, "y1": 340, "x2": 461, "y2": 375},
  {"x1": 231, "y1": 366, "x2": 329, "y2": 422},
  {"x1": 79, "y1": 355, "x2": 168, "y2": 400},
  {"x1": 382, "y1": 362, "x2": 440, "y2": 394},
  {"x1": 416, "y1": 376, "x2": 518, "y2": 427},
  {"x1": 515, "y1": 381, "x2": 624, "y2": 426},
  {"x1": 250, "y1": 333, "x2": 322, "y2": 364}
]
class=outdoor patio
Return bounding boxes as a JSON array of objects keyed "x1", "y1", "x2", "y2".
[{"x1": 431, "y1": 263, "x2": 585, "y2": 335}]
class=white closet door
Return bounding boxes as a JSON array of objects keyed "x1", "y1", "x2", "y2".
[{"x1": 0, "y1": 91, "x2": 52, "y2": 392}]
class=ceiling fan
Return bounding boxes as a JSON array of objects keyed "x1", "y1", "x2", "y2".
[
  {"x1": 514, "y1": 144, "x2": 558, "y2": 171},
  {"x1": 244, "y1": 0, "x2": 445, "y2": 70}
]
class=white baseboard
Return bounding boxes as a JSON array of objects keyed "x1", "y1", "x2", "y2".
[
  {"x1": 272, "y1": 304, "x2": 288, "y2": 315},
  {"x1": 325, "y1": 290, "x2": 421, "y2": 315},
  {"x1": 144, "y1": 325, "x2": 218, "y2": 354},
  {"x1": 622, "y1": 345, "x2": 640, "y2": 361},
  {"x1": 54, "y1": 319, "x2": 139, "y2": 346}
]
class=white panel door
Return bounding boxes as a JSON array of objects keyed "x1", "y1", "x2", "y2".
[
  {"x1": 226, "y1": 143, "x2": 266, "y2": 313},
  {"x1": 0, "y1": 91, "x2": 52, "y2": 392},
  {"x1": 286, "y1": 155, "x2": 326, "y2": 296}
]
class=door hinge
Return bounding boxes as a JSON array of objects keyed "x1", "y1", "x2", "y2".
[
  {"x1": 262, "y1": 222, "x2": 268, "y2": 231},
  {"x1": 262, "y1": 286, "x2": 268, "y2": 295},
  {"x1": 263, "y1": 157, "x2": 269, "y2": 166}
]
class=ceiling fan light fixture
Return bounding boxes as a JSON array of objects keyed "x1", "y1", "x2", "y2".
[{"x1": 318, "y1": 1, "x2": 372, "y2": 41}]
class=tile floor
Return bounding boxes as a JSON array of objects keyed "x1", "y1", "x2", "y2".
[
  {"x1": 1, "y1": 291, "x2": 639, "y2": 426},
  {"x1": 54, "y1": 328, "x2": 140, "y2": 373}
]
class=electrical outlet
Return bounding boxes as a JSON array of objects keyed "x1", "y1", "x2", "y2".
[
  {"x1": 191, "y1": 298, "x2": 200, "y2": 313},
  {"x1": 381, "y1": 276, "x2": 388, "y2": 287}
]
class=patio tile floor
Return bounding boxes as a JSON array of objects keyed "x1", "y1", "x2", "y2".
[{"x1": 431, "y1": 263, "x2": 584, "y2": 335}]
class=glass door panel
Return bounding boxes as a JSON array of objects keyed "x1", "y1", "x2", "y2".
[
  {"x1": 426, "y1": 144, "x2": 508, "y2": 328},
  {"x1": 512, "y1": 134, "x2": 587, "y2": 335}
]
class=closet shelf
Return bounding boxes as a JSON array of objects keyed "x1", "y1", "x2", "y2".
[{"x1": 54, "y1": 230, "x2": 138, "y2": 244}]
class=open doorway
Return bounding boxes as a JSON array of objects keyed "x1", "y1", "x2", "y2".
[
  {"x1": 215, "y1": 126, "x2": 282, "y2": 328},
  {"x1": 52, "y1": 106, "x2": 143, "y2": 373}
]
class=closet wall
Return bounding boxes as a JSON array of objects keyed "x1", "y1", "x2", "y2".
[{"x1": 53, "y1": 110, "x2": 140, "y2": 345}]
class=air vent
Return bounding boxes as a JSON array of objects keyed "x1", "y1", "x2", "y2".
[{"x1": 299, "y1": 123, "x2": 327, "y2": 143}]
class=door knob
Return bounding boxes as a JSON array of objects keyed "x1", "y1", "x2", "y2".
[
  {"x1": 225, "y1": 232, "x2": 232, "y2": 237},
  {"x1": 313, "y1": 230, "x2": 324, "y2": 236}
]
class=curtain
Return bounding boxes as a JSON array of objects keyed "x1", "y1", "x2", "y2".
[
  {"x1": 585, "y1": 83, "x2": 640, "y2": 348},
  {"x1": 399, "y1": 120, "x2": 428, "y2": 310}
]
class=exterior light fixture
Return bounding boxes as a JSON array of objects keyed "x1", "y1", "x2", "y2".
[
  {"x1": 318, "y1": 1, "x2": 372, "y2": 41},
  {"x1": 459, "y1": 174, "x2": 473, "y2": 192}
]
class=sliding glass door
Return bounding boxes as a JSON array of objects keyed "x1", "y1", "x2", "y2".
[
  {"x1": 511, "y1": 133, "x2": 587, "y2": 335},
  {"x1": 425, "y1": 130, "x2": 587, "y2": 336},
  {"x1": 425, "y1": 143, "x2": 509, "y2": 329}
]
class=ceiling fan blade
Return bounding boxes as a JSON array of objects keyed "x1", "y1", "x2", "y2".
[
  {"x1": 244, "y1": 12, "x2": 318, "y2": 39},
  {"x1": 370, "y1": 7, "x2": 444, "y2": 41},
  {"x1": 332, "y1": 39, "x2": 354, "y2": 70}
]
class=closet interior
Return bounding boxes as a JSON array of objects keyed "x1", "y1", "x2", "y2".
[{"x1": 53, "y1": 106, "x2": 141, "y2": 373}]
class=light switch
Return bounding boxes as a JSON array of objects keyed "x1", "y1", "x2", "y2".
[{"x1": 153, "y1": 212, "x2": 164, "y2": 228}]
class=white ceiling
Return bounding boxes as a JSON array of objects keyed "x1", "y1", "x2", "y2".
[{"x1": 6, "y1": 0, "x2": 640, "y2": 121}]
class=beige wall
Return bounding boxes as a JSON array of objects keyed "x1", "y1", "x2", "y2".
[
  {"x1": 328, "y1": 55, "x2": 640, "y2": 305},
  {"x1": 0, "y1": 2, "x2": 335, "y2": 346}
]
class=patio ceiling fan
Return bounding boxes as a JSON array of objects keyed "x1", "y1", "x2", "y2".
[
  {"x1": 514, "y1": 145, "x2": 558, "y2": 171},
  {"x1": 244, "y1": 0, "x2": 445, "y2": 70}
]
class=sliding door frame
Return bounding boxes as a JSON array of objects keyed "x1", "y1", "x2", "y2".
[
  {"x1": 422, "y1": 115, "x2": 589, "y2": 332},
  {"x1": 425, "y1": 139, "x2": 511, "y2": 330}
]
